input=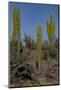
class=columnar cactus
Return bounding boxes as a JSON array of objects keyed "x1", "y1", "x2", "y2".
[
  {"x1": 36, "y1": 26, "x2": 42, "y2": 71},
  {"x1": 46, "y1": 16, "x2": 56, "y2": 71},
  {"x1": 46, "y1": 16, "x2": 56, "y2": 42},
  {"x1": 12, "y1": 7, "x2": 20, "y2": 50},
  {"x1": 11, "y1": 7, "x2": 20, "y2": 64}
]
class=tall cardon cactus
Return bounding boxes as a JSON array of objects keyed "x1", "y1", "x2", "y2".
[
  {"x1": 36, "y1": 26, "x2": 42, "y2": 72},
  {"x1": 11, "y1": 7, "x2": 20, "y2": 64},
  {"x1": 46, "y1": 16, "x2": 56, "y2": 71}
]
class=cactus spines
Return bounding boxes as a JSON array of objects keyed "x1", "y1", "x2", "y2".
[
  {"x1": 36, "y1": 25, "x2": 42, "y2": 72},
  {"x1": 11, "y1": 7, "x2": 20, "y2": 64},
  {"x1": 46, "y1": 16, "x2": 56, "y2": 42}
]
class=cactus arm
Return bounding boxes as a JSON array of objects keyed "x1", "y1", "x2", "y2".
[{"x1": 46, "y1": 16, "x2": 56, "y2": 42}]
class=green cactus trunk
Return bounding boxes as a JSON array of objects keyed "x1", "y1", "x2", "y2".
[
  {"x1": 36, "y1": 26, "x2": 42, "y2": 72},
  {"x1": 10, "y1": 8, "x2": 20, "y2": 64},
  {"x1": 46, "y1": 15, "x2": 56, "y2": 57}
]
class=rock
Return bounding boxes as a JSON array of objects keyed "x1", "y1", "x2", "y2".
[{"x1": 14, "y1": 63, "x2": 37, "y2": 81}]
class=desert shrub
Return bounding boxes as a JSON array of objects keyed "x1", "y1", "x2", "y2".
[
  {"x1": 42, "y1": 38, "x2": 58, "y2": 59},
  {"x1": 49, "y1": 44, "x2": 57, "y2": 59},
  {"x1": 41, "y1": 41, "x2": 49, "y2": 60},
  {"x1": 31, "y1": 39, "x2": 37, "y2": 49},
  {"x1": 54, "y1": 38, "x2": 59, "y2": 48},
  {"x1": 23, "y1": 34, "x2": 32, "y2": 48},
  {"x1": 23, "y1": 34, "x2": 36, "y2": 49}
]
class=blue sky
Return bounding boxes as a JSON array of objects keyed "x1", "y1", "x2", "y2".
[{"x1": 9, "y1": 2, "x2": 59, "y2": 42}]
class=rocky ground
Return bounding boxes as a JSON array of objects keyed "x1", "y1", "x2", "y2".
[{"x1": 9, "y1": 47, "x2": 59, "y2": 88}]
